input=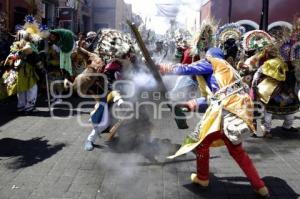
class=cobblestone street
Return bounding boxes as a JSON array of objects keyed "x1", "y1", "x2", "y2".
[{"x1": 0, "y1": 97, "x2": 299, "y2": 199}]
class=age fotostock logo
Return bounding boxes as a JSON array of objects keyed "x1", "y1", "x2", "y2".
[{"x1": 49, "y1": 73, "x2": 266, "y2": 123}]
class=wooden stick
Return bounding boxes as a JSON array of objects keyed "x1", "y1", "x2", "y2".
[{"x1": 105, "y1": 119, "x2": 124, "y2": 141}]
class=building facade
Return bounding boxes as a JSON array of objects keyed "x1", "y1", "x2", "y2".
[
  {"x1": 79, "y1": 0, "x2": 93, "y2": 32},
  {"x1": 57, "y1": 0, "x2": 93, "y2": 33},
  {"x1": 0, "y1": 0, "x2": 93, "y2": 33},
  {"x1": 1, "y1": 0, "x2": 58, "y2": 32},
  {"x1": 92, "y1": 0, "x2": 132, "y2": 32},
  {"x1": 185, "y1": 10, "x2": 201, "y2": 34},
  {"x1": 1, "y1": 0, "x2": 30, "y2": 32},
  {"x1": 41, "y1": 0, "x2": 58, "y2": 28},
  {"x1": 200, "y1": 0, "x2": 300, "y2": 32}
]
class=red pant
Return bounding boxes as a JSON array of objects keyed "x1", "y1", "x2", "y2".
[{"x1": 195, "y1": 132, "x2": 265, "y2": 191}]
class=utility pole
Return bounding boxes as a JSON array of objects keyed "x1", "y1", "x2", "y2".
[
  {"x1": 260, "y1": 0, "x2": 269, "y2": 31},
  {"x1": 6, "y1": 0, "x2": 10, "y2": 31},
  {"x1": 228, "y1": 0, "x2": 232, "y2": 23},
  {"x1": 199, "y1": 0, "x2": 202, "y2": 25}
]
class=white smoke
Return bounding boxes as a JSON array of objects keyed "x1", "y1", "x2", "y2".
[
  {"x1": 130, "y1": 70, "x2": 158, "y2": 91},
  {"x1": 125, "y1": 0, "x2": 204, "y2": 34},
  {"x1": 121, "y1": 63, "x2": 158, "y2": 103}
]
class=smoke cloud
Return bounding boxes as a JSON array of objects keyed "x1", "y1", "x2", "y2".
[{"x1": 125, "y1": 0, "x2": 204, "y2": 34}]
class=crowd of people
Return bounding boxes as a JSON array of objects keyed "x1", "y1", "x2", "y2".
[{"x1": 1, "y1": 14, "x2": 300, "y2": 198}]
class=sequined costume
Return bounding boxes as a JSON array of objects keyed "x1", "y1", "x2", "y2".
[
  {"x1": 0, "y1": 16, "x2": 41, "y2": 112},
  {"x1": 49, "y1": 29, "x2": 75, "y2": 76},
  {"x1": 160, "y1": 48, "x2": 268, "y2": 196},
  {"x1": 171, "y1": 22, "x2": 216, "y2": 100},
  {"x1": 84, "y1": 29, "x2": 135, "y2": 151},
  {"x1": 251, "y1": 41, "x2": 300, "y2": 135}
]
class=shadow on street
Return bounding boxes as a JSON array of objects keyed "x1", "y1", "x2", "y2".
[
  {"x1": 268, "y1": 127, "x2": 300, "y2": 140},
  {"x1": 0, "y1": 137, "x2": 66, "y2": 169},
  {"x1": 0, "y1": 96, "x2": 18, "y2": 127},
  {"x1": 0, "y1": 95, "x2": 94, "y2": 126},
  {"x1": 183, "y1": 175, "x2": 299, "y2": 199}
]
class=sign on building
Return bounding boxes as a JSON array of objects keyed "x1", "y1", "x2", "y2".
[{"x1": 58, "y1": 7, "x2": 73, "y2": 20}]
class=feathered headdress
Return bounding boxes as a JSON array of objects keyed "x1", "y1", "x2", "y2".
[
  {"x1": 280, "y1": 41, "x2": 293, "y2": 61},
  {"x1": 174, "y1": 28, "x2": 192, "y2": 48},
  {"x1": 242, "y1": 30, "x2": 273, "y2": 52},
  {"x1": 289, "y1": 15, "x2": 300, "y2": 61},
  {"x1": 215, "y1": 23, "x2": 245, "y2": 46},
  {"x1": 199, "y1": 19, "x2": 218, "y2": 38},
  {"x1": 191, "y1": 18, "x2": 217, "y2": 56},
  {"x1": 291, "y1": 14, "x2": 300, "y2": 42},
  {"x1": 95, "y1": 29, "x2": 135, "y2": 62},
  {"x1": 22, "y1": 15, "x2": 42, "y2": 41},
  {"x1": 268, "y1": 26, "x2": 291, "y2": 44},
  {"x1": 290, "y1": 41, "x2": 300, "y2": 61},
  {"x1": 39, "y1": 24, "x2": 50, "y2": 39}
]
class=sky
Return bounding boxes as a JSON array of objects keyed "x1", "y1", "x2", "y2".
[{"x1": 124, "y1": 0, "x2": 203, "y2": 34}]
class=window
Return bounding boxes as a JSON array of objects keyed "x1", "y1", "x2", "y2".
[{"x1": 14, "y1": 7, "x2": 28, "y2": 27}]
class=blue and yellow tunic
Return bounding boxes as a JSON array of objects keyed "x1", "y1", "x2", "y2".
[{"x1": 167, "y1": 57, "x2": 254, "y2": 158}]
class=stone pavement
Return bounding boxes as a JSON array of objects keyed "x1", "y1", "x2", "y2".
[{"x1": 0, "y1": 96, "x2": 300, "y2": 199}]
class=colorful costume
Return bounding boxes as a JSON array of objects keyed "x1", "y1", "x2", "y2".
[
  {"x1": 252, "y1": 56, "x2": 299, "y2": 134},
  {"x1": 171, "y1": 41, "x2": 198, "y2": 100},
  {"x1": 160, "y1": 48, "x2": 268, "y2": 196},
  {"x1": 215, "y1": 23, "x2": 245, "y2": 68},
  {"x1": 49, "y1": 29, "x2": 75, "y2": 76},
  {"x1": 238, "y1": 30, "x2": 273, "y2": 86},
  {"x1": 1, "y1": 16, "x2": 41, "y2": 112},
  {"x1": 249, "y1": 20, "x2": 300, "y2": 136},
  {"x1": 84, "y1": 29, "x2": 135, "y2": 151},
  {"x1": 95, "y1": 29, "x2": 136, "y2": 64},
  {"x1": 290, "y1": 15, "x2": 300, "y2": 101},
  {"x1": 47, "y1": 44, "x2": 64, "y2": 102},
  {"x1": 84, "y1": 59, "x2": 129, "y2": 151},
  {"x1": 174, "y1": 29, "x2": 193, "y2": 63},
  {"x1": 171, "y1": 22, "x2": 216, "y2": 99}
]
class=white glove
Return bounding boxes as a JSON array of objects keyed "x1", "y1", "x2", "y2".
[{"x1": 116, "y1": 99, "x2": 124, "y2": 107}]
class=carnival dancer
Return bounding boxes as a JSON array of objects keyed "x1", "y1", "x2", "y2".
[
  {"x1": 1, "y1": 16, "x2": 41, "y2": 113},
  {"x1": 252, "y1": 45, "x2": 299, "y2": 138},
  {"x1": 85, "y1": 31, "x2": 98, "y2": 51},
  {"x1": 173, "y1": 29, "x2": 193, "y2": 64},
  {"x1": 159, "y1": 48, "x2": 269, "y2": 197},
  {"x1": 171, "y1": 30, "x2": 196, "y2": 99},
  {"x1": 71, "y1": 34, "x2": 90, "y2": 78},
  {"x1": 171, "y1": 21, "x2": 217, "y2": 100},
  {"x1": 238, "y1": 30, "x2": 274, "y2": 86},
  {"x1": 151, "y1": 40, "x2": 168, "y2": 63},
  {"x1": 215, "y1": 23, "x2": 245, "y2": 68},
  {"x1": 240, "y1": 28, "x2": 299, "y2": 138},
  {"x1": 237, "y1": 30, "x2": 274, "y2": 137},
  {"x1": 84, "y1": 29, "x2": 136, "y2": 151},
  {"x1": 48, "y1": 28, "x2": 75, "y2": 76},
  {"x1": 290, "y1": 15, "x2": 300, "y2": 101}
]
